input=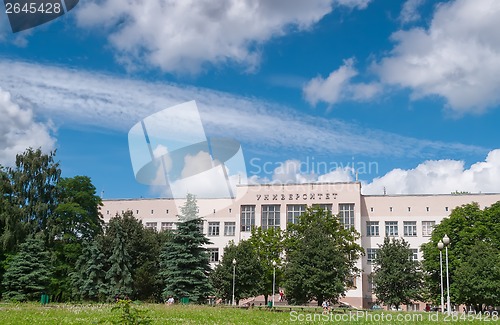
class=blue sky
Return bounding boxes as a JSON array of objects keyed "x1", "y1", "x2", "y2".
[{"x1": 1, "y1": 0, "x2": 500, "y2": 199}]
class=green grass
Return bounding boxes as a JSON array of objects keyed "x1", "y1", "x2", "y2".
[{"x1": 0, "y1": 302, "x2": 498, "y2": 324}]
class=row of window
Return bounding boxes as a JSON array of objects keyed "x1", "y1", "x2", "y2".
[
  {"x1": 366, "y1": 248, "x2": 419, "y2": 263},
  {"x1": 366, "y1": 221, "x2": 435, "y2": 237},
  {"x1": 368, "y1": 206, "x2": 449, "y2": 213},
  {"x1": 241, "y1": 203, "x2": 355, "y2": 231},
  {"x1": 145, "y1": 222, "x2": 237, "y2": 237}
]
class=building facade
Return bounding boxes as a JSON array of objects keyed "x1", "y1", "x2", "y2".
[{"x1": 101, "y1": 182, "x2": 500, "y2": 309}]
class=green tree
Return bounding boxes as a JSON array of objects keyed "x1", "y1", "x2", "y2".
[
  {"x1": 49, "y1": 176, "x2": 104, "y2": 301},
  {"x1": 421, "y1": 201, "x2": 500, "y2": 308},
  {"x1": 0, "y1": 148, "x2": 60, "y2": 251},
  {"x1": 284, "y1": 207, "x2": 363, "y2": 306},
  {"x1": 106, "y1": 222, "x2": 133, "y2": 299},
  {"x1": 248, "y1": 227, "x2": 284, "y2": 305},
  {"x1": 160, "y1": 194, "x2": 212, "y2": 303},
  {"x1": 210, "y1": 240, "x2": 263, "y2": 304},
  {"x1": 2, "y1": 237, "x2": 53, "y2": 301},
  {"x1": 72, "y1": 239, "x2": 108, "y2": 301},
  {"x1": 452, "y1": 241, "x2": 500, "y2": 309},
  {"x1": 104, "y1": 211, "x2": 164, "y2": 301},
  {"x1": 372, "y1": 237, "x2": 423, "y2": 310}
]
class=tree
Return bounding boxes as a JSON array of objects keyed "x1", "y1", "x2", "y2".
[
  {"x1": 48, "y1": 176, "x2": 104, "y2": 301},
  {"x1": 248, "y1": 227, "x2": 284, "y2": 305},
  {"x1": 284, "y1": 207, "x2": 363, "y2": 306},
  {"x1": 372, "y1": 237, "x2": 423, "y2": 310},
  {"x1": 106, "y1": 222, "x2": 133, "y2": 299},
  {"x1": 2, "y1": 237, "x2": 53, "y2": 301},
  {"x1": 452, "y1": 241, "x2": 500, "y2": 309},
  {"x1": 72, "y1": 240, "x2": 107, "y2": 301},
  {"x1": 104, "y1": 210, "x2": 164, "y2": 301},
  {"x1": 0, "y1": 148, "x2": 60, "y2": 252},
  {"x1": 210, "y1": 240, "x2": 263, "y2": 304},
  {"x1": 160, "y1": 194, "x2": 212, "y2": 303},
  {"x1": 421, "y1": 201, "x2": 500, "y2": 308}
]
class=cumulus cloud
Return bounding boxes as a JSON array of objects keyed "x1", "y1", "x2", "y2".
[
  {"x1": 74, "y1": 0, "x2": 372, "y2": 74},
  {"x1": 251, "y1": 150, "x2": 500, "y2": 195},
  {"x1": 303, "y1": 58, "x2": 381, "y2": 106},
  {"x1": 399, "y1": 0, "x2": 425, "y2": 24},
  {"x1": 362, "y1": 149, "x2": 500, "y2": 194},
  {"x1": 376, "y1": 0, "x2": 500, "y2": 114},
  {"x1": 0, "y1": 88, "x2": 56, "y2": 167}
]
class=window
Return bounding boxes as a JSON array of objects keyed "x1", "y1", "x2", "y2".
[
  {"x1": 385, "y1": 221, "x2": 398, "y2": 236},
  {"x1": 312, "y1": 204, "x2": 332, "y2": 212},
  {"x1": 389, "y1": 207, "x2": 393, "y2": 212},
  {"x1": 370, "y1": 207, "x2": 374, "y2": 212},
  {"x1": 240, "y1": 205, "x2": 255, "y2": 232},
  {"x1": 366, "y1": 221, "x2": 379, "y2": 237},
  {"x1": 339, "y1": 203, "x2": 355, "y2": 229},
  {"x1": 445, "y1": 207, "x2": 449, "y2": 212},
  {"x1": 151, "y1": 209, "x2": 154, "y2": 214},
  {"x1": 403, "y1": 221, "x2": 417, "y2": 237},
  {"x1": 136, "y1": 210, "x2": 139, "y2": 215},
  {"x1": 145, "y1": 222, "x2": 157, "y2": 231},
  {"x1": 208, "y1": 248, "x2": 219, "y2": 263},
  {"x1": 367, "y1": 248, "x2": 378, "y2": 263},
  {"x1": 410, "y1": 248, "x2": 418, "y2": 261},
  {"x1": 262, "y1": 205, "x2": 280, "y2": 230},
  {"x1": 287, "y1": 205, "x2": 306, "y2": 224},
  {"x1": 161, "y1": 222, "x2": 174, "y2": 231},
  {"x1": 208, "y1": 222, "x2": 220, "y2": 236},
  {"x1": 224, "y1": 222, "x2": 236, "y2": 236},
  {"x1": 422, "y1": 221, "x2": 435, "y2": 237},
  {"x1": 426, "y1": 207, "x2": 429, "y2": 212}
]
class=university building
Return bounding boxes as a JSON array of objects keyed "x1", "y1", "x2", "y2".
[{"x1": 101, "y1": 182, "x2": 500, "y2": 309}]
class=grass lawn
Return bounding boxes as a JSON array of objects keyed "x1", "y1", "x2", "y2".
[{"x1": 0, "y1": 302, "x2": 497, "y2": 324}]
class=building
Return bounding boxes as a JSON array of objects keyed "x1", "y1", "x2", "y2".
[{"x1": 101, "y1": 182, "x2": 500, "y2": 309}]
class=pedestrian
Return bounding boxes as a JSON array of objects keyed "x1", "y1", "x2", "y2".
[{"x1": 279, "y1": 290, "x2": 284, "y2": 302}]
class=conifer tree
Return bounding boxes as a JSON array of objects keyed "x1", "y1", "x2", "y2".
[
  {"x1": 72, "y1": 240, "x2": 107, "y2": 301},
  {"x1": 160, "y1": 194, "x2": 213, "y2": 303},
  {"x1": 2, "y1": 237, "x2": 53, "y2": 301},
  {"x1": 106, "y1": 223, "x2": 133, "y2": 299}
]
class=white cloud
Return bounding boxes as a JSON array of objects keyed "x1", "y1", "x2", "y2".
[
  {"x1": 75, "y1": 0, "x2": 329, "y2": 73},
  {"x1": 362, "y1": 149, "x2": 500, "y2": 194},
  {"x1": 248, "y1": 150, "x2": 500, "y2": 195},
  {"x1": 303, "y1": 58, "x2": 381, "y2": 106},
  {"x1": 399, "y1": 0, "x2": 425, "y2": 24},
  {"x1": 0, "y1": 59, "x2": 485, "y2": 160},
  {"x1": 0, "y1": 88, "x2": 56, "y2": 167},
  {"x1": 376, "y1": 0, "x2": 500, "y2": 114},
  {"x1": 74, "y1": 0, "x2": 372, "y2": 74}
]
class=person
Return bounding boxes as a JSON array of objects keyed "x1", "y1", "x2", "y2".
[
  {"x1": 166, "y1": 296, "x2": 174, "y2": 305},
  {"x1": 322, "y1": 301, "x2": 329, "y2": 314},
  {"x1": 279, "y1": 290, "x2": 284, "y2": 302}
]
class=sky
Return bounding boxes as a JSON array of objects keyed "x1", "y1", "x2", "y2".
[{"x1": 1, "y1": 0, "x2": 500, "y2": 199}]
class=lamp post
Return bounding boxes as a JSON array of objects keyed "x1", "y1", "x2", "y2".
[
  {"x1": 437, "y1": 241, "x2": 445, "y2": 313},
  {"x1": 232, "y1": 259, "x2": 236, "y2": 306},
  {"x1": 443, "y1": 234, "x2": 451, "y2": 315},
  {"x1": 272, "y1": 260, "x2": 277, "y2": 308}
]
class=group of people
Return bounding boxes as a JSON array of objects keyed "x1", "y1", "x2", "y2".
[{"x1": 322, "y1": 300, "x2": 332, "y2": 314}]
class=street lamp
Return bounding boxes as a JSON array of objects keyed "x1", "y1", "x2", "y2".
[
  {"x1": 232, "y1": 259, "x2": 236, "y2": 306},
  {"x1": 443, "y1": 234, "x2": 451, "y2": 315},
  {"x1": 272, "y1": 261, "x2": 277, "y2": 308},
  {"x1": 437, "y1": 241, "x2": 445, "y2": 313}
]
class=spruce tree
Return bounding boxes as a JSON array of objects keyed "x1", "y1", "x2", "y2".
[
  {"x1": 160, "y1": 194, "x2": 212, "y2": 303},
  {"x1": 106, "y1": 223, "x2": 133, "y2": 299},
  {"x1": 2, "y1": 238, "x2": 53, "y2": 301},
  {"x1": 72, "y1": 240, "x2": 107, "y2": 301}
]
